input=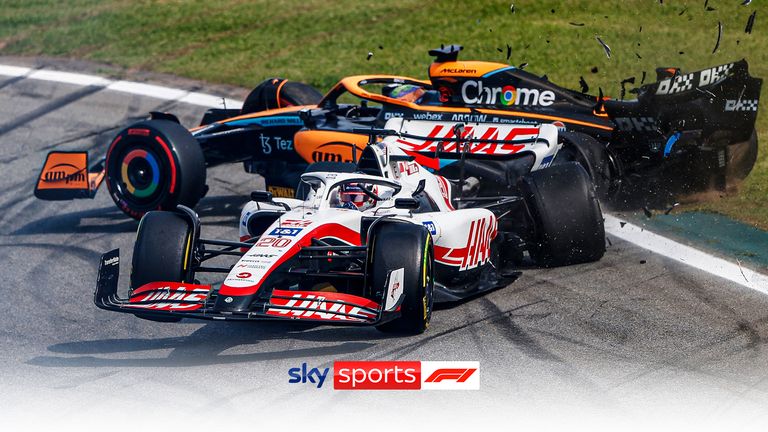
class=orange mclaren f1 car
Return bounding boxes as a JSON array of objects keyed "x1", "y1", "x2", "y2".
[{"x1": 35, "y1": 45, "x2": 761, "y2": 219}]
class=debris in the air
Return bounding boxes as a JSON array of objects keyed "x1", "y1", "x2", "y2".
[
  {"x1": 641, "y1": 71, "x2": 647, "y2": 84},
  {"x1": 366, "y1": 52, "x2": 373, "y2": 60},
  {"x1": 713, "y1": 21, "x2": 722, "y2": 54},
  {"x1": 620, "y1": 76, "x2": 636, "y2": 100},
  {"x1": 706, "y1": 6, "x2": 716, "y2": 12},
  {"x1": 551, "y1": 9, "x2": 555, "y2": 13},
  {"x1": 640, "y1": 260, "x2": 647, "y2": 264},
  {"x1": 636, "y1": 52, "x2": 642, "y2": 59},
  {"x1": 737, "y1": 39, "x2": 741, "y2": 45},
  {"x1": 639, "y1": 26, "x2": 643, "y2": 33},
  {"x1": 497, "y1": 47, "x2": 503, "y2": 53},
  {"x1": 579, "y1": 76, "x2": 589, "y2": 93},
  {"x1": 664, "y1": 202, "x2": 680, "y2": 215},
  {"x1": 620, "y1": 221, "x2": 627, "y2": 228},
  {"x1": 489, "y1": 28, "x2": 493, "y2": 32},
  {"x1": 506, "y1": 44, "x2": 512, "y2": 60},
  {"x1": 704, "y1": 0, "x2": 709, "y2": 8},
  {"x1": 546, "y1": 39, "x2": 550, "y2": 44},
  {"x1": 591, "y1": 66, "x2": 599, "y2": 73},
  {"x1": 679, "y1": 7, "x2": 687, "y2": 16},
  {"x1": 570, "y1": 22, "x2": 585, "y2": 26},
  {"x1": 379, "y1": 45, "x2": 384, "y2": 50},
  {"x1": 595, "y1": 36, "x2": 612, "y2": 58},
  {"x1": 643, "y1": 206, "x2": 653, "y2": 218},
  {"x1": 745, "y1": 11, "x2": 756, "y2": 34},
  {"x1": 518, "y1": 62, "x2": 528, "y2": 69},
  {"x1": 510, "y1": 3, "x2": 515, "y2": 13},
  {"x1": 679, "y1": 51, "x2": 685, "y2": 55},
  {"x1": 524, "y1": 43, "x2": 530, "y2": 49},
  {"x1": 606, "y1": 237, "x2": 612, "y2": 246}
]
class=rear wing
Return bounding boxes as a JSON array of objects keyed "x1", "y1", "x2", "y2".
[
  {"x1": 607, "y1": 59, "x2": 762, "y2": 147},
  {"x1": 34, "y1": 151, "x2": 105, "y2": 200}
]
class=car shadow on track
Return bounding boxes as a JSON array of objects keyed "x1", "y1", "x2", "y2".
[
  {"x1": 10, "y1": 205, "x2": 136, "y2": 235},
  {"x1": 24, "y1": 321, "x2": 402, "y2": 368},
  {"x1": 11, "y1": 194, "x2": 249, "y2": 235}
]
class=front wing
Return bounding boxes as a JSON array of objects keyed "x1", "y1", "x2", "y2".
[{"x1": 94, "y1": 249, "x2": 388, "y2": 325}]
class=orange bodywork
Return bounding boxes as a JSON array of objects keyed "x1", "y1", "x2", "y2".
[
  {"x1": 36, "y1": 152, "x2": 90, "y2": 192},
  {"x1": 294, "y1": 130, "x2": 369, "y2": 164},
  {"x1": 428, "y1": 60, "x2": 509, "y2": 78}
]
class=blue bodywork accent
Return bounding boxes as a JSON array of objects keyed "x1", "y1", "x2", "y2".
[
  {"x1": 663, "y1": 132, "x2": 682, "y2": 158},
  {"x1": 482, "y1": 66, "x2": 516, "y2": 78},
  {"x1": 226, "y1": 116, "x2": 303, "y2": 127}
]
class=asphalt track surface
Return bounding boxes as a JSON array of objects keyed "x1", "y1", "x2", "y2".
[{"x1": 2, "y1": 59, "x2": 768, "y2": 430}]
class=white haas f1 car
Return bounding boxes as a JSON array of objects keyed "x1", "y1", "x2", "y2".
[{"x1": 95, "y1": 119, "x2": 605, "y2": 333}]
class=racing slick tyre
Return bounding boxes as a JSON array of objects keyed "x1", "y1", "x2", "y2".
[
  {"x1": 129, "y1": 211, "x2": 193, "y2": 322},
  {"x1": 241, "y1": 78, "x2": 323, "y2": 115},
  {"x1": 726, "y1": 128, "x2": 758, "y2": 187},
  {"x1": 371, "y1": 223, "x2": 434, "y2": 335},
  {"x1": 553, "y1": 131, "x2": 613, "y2": 200},
  {"x1": 105, "y1": 120, "x2": 206, "y2": 220},
  {"x1": 295, "y1": 161, "x2": 358, "y2": 200},
  {"x1": 521, "y1": 162, "x2": 605, "y2": 267}
]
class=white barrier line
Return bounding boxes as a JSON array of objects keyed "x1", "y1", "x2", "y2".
[
  {"x1": 0, "y1": 63, "x2": 243, "y2": 109},
  {"x1": 605, "y1": 214, "x2": 768, "y2": 292}
]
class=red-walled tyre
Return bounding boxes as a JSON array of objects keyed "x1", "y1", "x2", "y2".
[{"x1": 105, "y1": 120, "x2": 206, "y2": 220}]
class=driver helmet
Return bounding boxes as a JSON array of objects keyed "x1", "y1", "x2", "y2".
[
  {"x1": 340, "y1": 183, "x2": 377, "y2": 211},
  {"x1": 385, "y1": 84, "x2": 426, "y2": 103}
]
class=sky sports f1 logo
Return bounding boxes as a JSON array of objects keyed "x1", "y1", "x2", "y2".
[{"x1": 288, "y1": 361, "x2": 479, "y2": 390}]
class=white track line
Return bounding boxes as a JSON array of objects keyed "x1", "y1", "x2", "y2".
[
  {"x1": 2, "y1": 63, "x2": 767, "y2": 291},
  {"x1": 0, "y1": 64, "x2": 243, "y2": 109},
  {"x1": 605, "y1": 215, "x2": 768, "y2": 292}
]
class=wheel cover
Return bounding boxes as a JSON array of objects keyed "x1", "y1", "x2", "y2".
[{"x1": 120, "y1": 148, "x2": 161, "y2": 199}]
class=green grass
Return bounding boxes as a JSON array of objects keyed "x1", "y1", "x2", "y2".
[{"x1": 1, "y1": 0, "x2": 767, "y2": 227}]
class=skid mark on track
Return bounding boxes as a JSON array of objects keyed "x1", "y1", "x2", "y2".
[{"x1": 0, "y1": 85, "x2": 104, "y2": 138}]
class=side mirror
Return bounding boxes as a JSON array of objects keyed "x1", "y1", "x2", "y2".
[
  {"x1": 394, "y1": 197, "x2": 420, "y2": 210},
  {"x1": 411, "y1": 179, "x2": 426, "y2": 197},
  {"x1": 250, "y1": 190, "x2": 273, "y2": 202},
  {"x1": 298, "y1": 108, "x2": 315, "y2": 128}
]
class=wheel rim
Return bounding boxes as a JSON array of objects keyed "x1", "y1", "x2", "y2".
[{"x1": 112, "y1": 145, "x2": 168, "y2": 208}]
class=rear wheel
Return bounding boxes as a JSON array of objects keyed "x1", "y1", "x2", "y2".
[
  {"x1": 130, "y1": 211, "x2": 193, "y2": 322},
  {"x1": 553, "y1": 131, "x2": 612, "y2": 200},
  {"x1": 520, "y1": 162, "x2": 605, "y2": 267},
  {"x1": 241, "y1": 78, "x2": 323, "y2": 115},
  {"x1": 105, "y1": 120, "x2": 206, "y2": 220},
  {"x1": 295, "y1": 161, "x2": 357, "y2": 200},
  {"x1": 371, "y1": 223, "x2": 433, "y2": 334}
]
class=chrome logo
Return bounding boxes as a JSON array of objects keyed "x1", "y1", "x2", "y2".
[
  {"x1": 121, "y1": 149, "x2": 160, "y2": 198},
  {"x1": 500, "y1": 85, "x2": 516, "y2": 106}
]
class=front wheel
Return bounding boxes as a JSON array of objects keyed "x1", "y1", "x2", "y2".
[
  {"x1": 105, "y1": 120, "x2": 206, "y2": 220},
  {"x1": 130, "y1": 211, "x2": 194, "y2": 322},
  {"x1": 370, "y1": 223, "x2": 434, "y2": 334}
]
